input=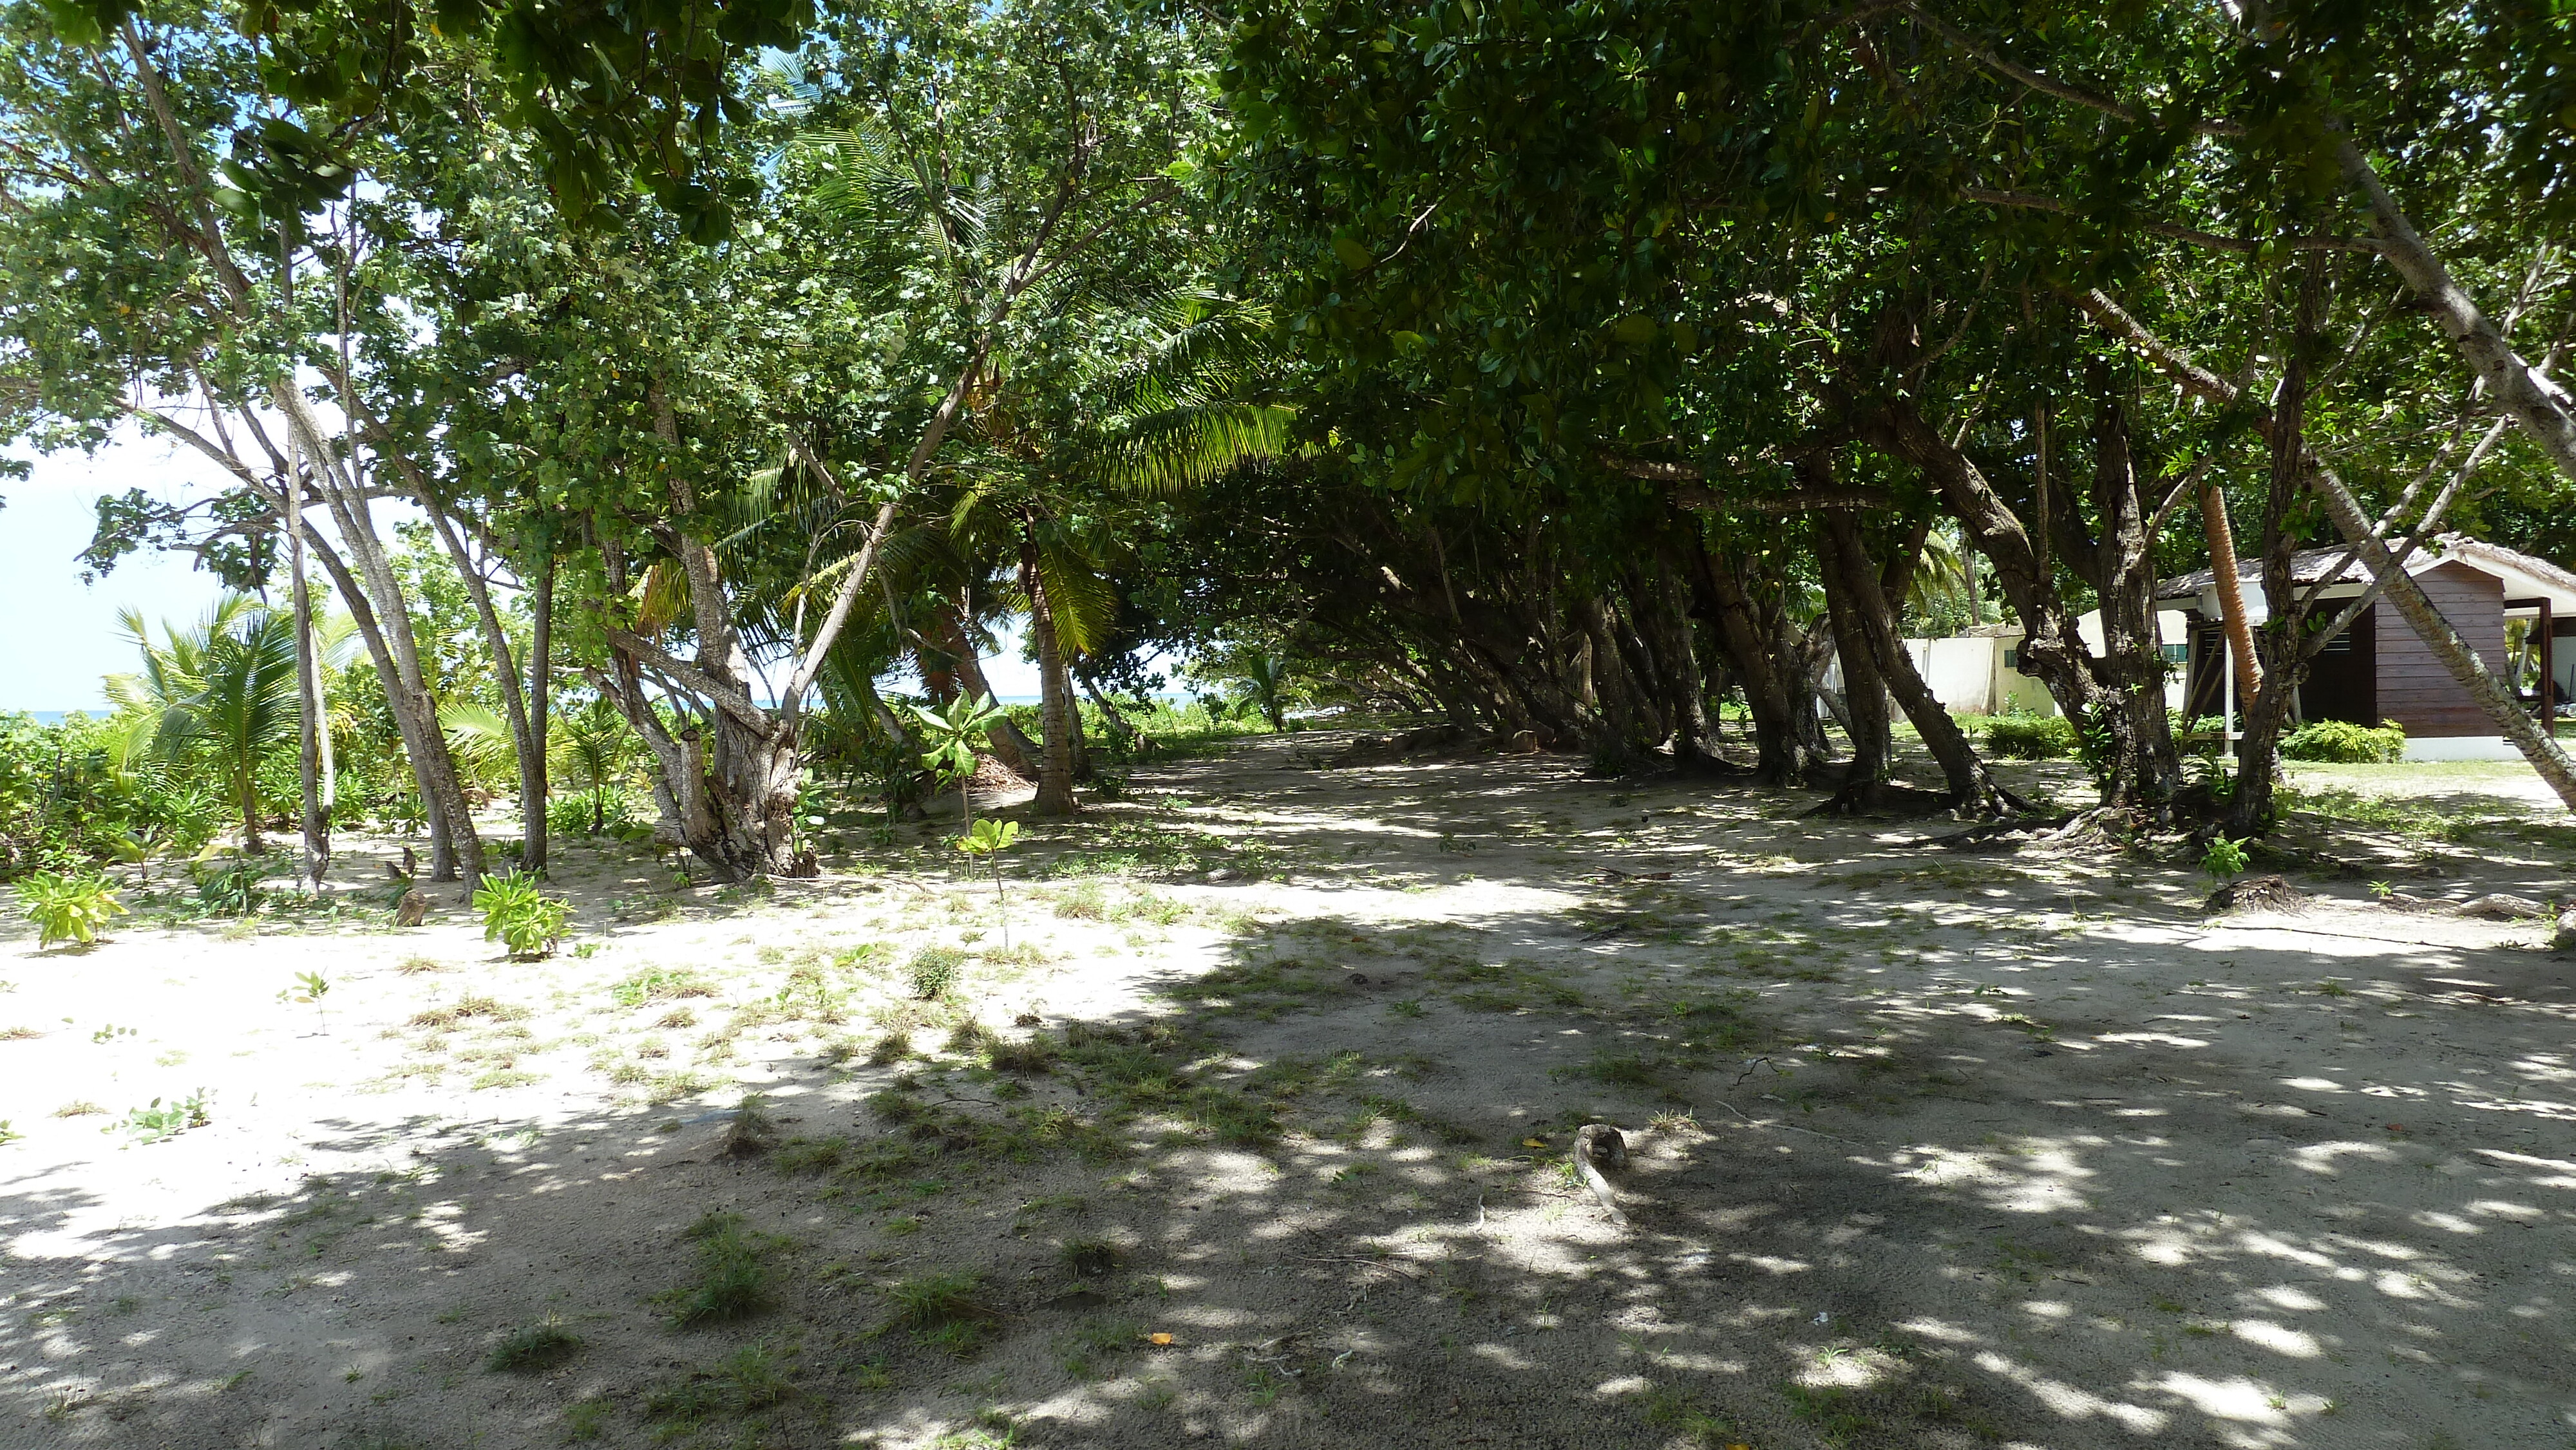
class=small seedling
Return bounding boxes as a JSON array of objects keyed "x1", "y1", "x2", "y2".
[
  {"x1": 277, "y1": 971, "x2": 330, "y2": 1032},
  {"x1": 955, "y1": 818, "x2": 1022, "y2": 946},
  {"x1": 117, "y1": 1091, "x2": 211, "y2": 1145},
  {"x1": 910, "y1": 693, "x2": 1009, "y2": 834},
  {"x1": 2201, "y1": 836, "x2": 2249, "y2": 887}
]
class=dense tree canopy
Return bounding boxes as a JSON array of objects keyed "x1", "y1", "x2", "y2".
[{"x1": 5, "y1": 0, "x2": 2575, "y2": 883}]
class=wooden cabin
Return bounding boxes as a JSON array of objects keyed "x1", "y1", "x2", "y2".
[{"x1": 2155, "y1": 536, "x2": 2576, "y2": 760}]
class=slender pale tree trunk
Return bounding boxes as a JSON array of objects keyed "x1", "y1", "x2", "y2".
[
  {"x1": 285, "y1": 428, "x2": 328, "y2": 885},
  {"x1": 524, "y1": 549, "x2": 553, "y2": 874}
]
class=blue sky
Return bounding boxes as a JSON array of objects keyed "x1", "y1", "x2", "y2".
[
  {"x1": 1, "y1": 430, "x2": 1069, "y2": 712},
  {"x1": 2, "y1": 430, "x2": 237, "y2": 713}
]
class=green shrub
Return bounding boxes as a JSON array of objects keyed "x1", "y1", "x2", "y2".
[
  {"x1": 0, "y1": 712, "x2": 223, "y2": 876},
  {"x1": 1981, "y1": 711, "x2": 2078, "y2": 759},
  {"x1": 2280, "y1": 719, "x2": 2405, "y2": 764},
  {"x1": 907, "y1": 946, "x2": 967, "y2": 1000},
  {"x1": 547, "y1": 787, "x2": 641, "y2": 838},
  {"x1": 2201, "y1": 835, "x2": 2249, "y2": 884},
  {"x1": 191, "y1": 859, "x2": 268, "y2": 916},
  {"x1": 473, "y1": 871, "x2": 569, "y2": 959},
  {"x1": 19, "y1": 871, "x2": 126, "y2": 947}
]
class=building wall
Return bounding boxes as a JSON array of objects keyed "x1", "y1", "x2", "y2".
[{"x1": 2374, "y1": 560, "x2": 2506, "y2": 738}]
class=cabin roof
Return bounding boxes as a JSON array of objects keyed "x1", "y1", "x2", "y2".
[{"x1": 2154, "y1": 534, "x2": 2576, "y2": 612}]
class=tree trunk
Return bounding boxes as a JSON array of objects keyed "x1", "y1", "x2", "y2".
[
  {"x1": 926, "y1": 601, "x2": 1040, "y2": 778},
  {"x1": 415, "y1": 498, "x2": 542, "y2": 875},
  {"x1": 290, "y1": 496, "x2": 458, "y2": 873},
  {"x1": 2084, "y1": 378, "x2": 2184, "y2": 821},
  {"x1": 2332, "y1": 135, "x2": 2576, "y2": 482},
  {"x1": 285, "y1": 433, "x2": 328, "y2": 886},
  {"x1": 1024, "y1": 536, "x2": 1078, "y2": 817},
  {"x1": 2076, "y1": 286, "x2": 2576, "y2": 814},
  {"x1": 238, "y1": 742, "x2": 264, "y2": 855},
  {"x1": 2201, "y1": 483, "x2": 2263, "y2": 705},
  {"x1": 1815, "y1": 525, "x2": 1891, "y2": 784},
  {"x1": 1820, "y1": 513, "x2": 2021, "y2": 814},
  {"x1": 1863, "y1": 400, "x2": 2119, "y2": 786},
  {"x1": 1689, "y1": 539, "x2": 1817, "y2": 785},
  {"x1": 524, "y1": 549, "x2": 553, "y2": 874},
  {"x1": 278, "y1": 390, "x2": 483, "y2": 883}
]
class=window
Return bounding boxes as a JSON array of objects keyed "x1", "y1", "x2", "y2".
[
  {"x1": 2319, "y1": 631, "x2": 2353, "y2": 655},
  {"x1": 2002, "y1": 646, "x2": 2020, "y2": 670},
  {"x1": 2159, "y1": 643, "x2": 2189, "y2": 664}
]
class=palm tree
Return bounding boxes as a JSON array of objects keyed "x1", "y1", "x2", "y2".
[
  {"x1": 108, "y1": 595, "x2": 305, "y2": 853},
  {"x1": 1232, "y1": 650, "x2": 1294, "y2": 733},
  {"x1": 550, "y1": 699, "x2": 641, "y2": 835},
  {"x1": 944, "y1": 294, "x2": 1295, "y2": 815}
]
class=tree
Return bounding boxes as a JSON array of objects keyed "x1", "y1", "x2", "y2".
[
  {"x1": 109, "y1": 595, "x2": 319, "y2": 853},
  {"x1": 0, "y1": 0, "x2": 492, "y2": 878}
]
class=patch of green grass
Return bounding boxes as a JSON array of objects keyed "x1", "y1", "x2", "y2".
[
  {"x1": 644, "y1": 1342, "x2": 792, "y2": 1427},
  {"x1": 773, "y1": 1136, "x2": 849, "y2": 1173},
  {"x1": 659, "y1": 1212, "x2": 788, "y2": 1326},
  {"x1": 882, "y1": 1270, "x2": 997, "y2": 1354},
  {"x1": 639, "y1": 1069, "x2": 720, "y2": 1106},
  {"x1": 1060, "y1": 1239, "x2": 1119, "y2": 1279},
  {"x1": 987, "y1": 1031, "x2": 1057, "y2": 1075},
  {"x1": 484, "y1": 1317, "x2": 583, "y2": 1373},
  {"x1": 562, "y1": 1397, "x2": 611, "y2": 1441},
  {"x1": 1642, "y1": 1385, "x2": 1738, "y2": 1444},
  {"x1": 407, "y1": 995, "x2": 530, "y2": 1030},
  {"x1": 1781, "y1": 1382, "x2": 1875, "y2": 1444},
  {"x1": 1055, "y1": 1315, "x2": 1145, "y2": 1379},
  {"x1": 1356, "y1": 1093, "x2": 1481, "y2": 1145}
]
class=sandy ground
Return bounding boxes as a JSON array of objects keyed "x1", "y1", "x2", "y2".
[{"x1": 3, "y1": 735, "x2": 2573, "y2": 1450}]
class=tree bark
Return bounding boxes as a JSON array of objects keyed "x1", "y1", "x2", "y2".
[
  {"x1": 2083, "y1": 382, "x2": 2184, "y2": 821},
  {"x1": 1688, "y1": 539, "x2": 1817, "y2": 785},
  {"x1": 524, "y1": 548, "x2": 553, "y2": 874},
  {"x1": 2331, "y1": 137, "x2": 2576, "y2": 482},
  {"x1": 1024, "y1": 530, "x2": 1078, "y2": 816},
  {"x1": 285, "y1": 428, "x2": 328, "y2": 885},
  {"x1": 1815, "y1": 525, "x2": 1891, "y2": 784},
  {"x1": 2201, "y1": 484, "x2": 2263, "y2": 705},
  {"x1": 1820, "y1": 513, "x2": 2022, "y2": 814}
]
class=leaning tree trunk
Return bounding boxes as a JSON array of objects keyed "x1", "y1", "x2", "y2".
[
  {"x1": 284, "y1": 434, "x2": 329, "y2": 886},
  {"x1": 279, "y1": 392, "x2": 483, "y2": 884},
  {"x1": 2073, "y1": 286, "x2": 2576, "y2": 814},
  {"x1": 1821, "y1": 514, "x2": 2021, "y2": 815},
  {"x1": 1024, "y1": 534, "x2": 1078, "y2": 817},
  {"x1": 927, "y1": 600, "x2": 1041, "y2": 778}
]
